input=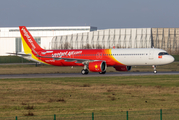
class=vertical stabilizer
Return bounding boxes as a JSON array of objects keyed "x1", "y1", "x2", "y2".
[
  {"x1": 19, "y1": 26, "x2": 44, "y2": 63},
  {"x1": 19, "y1": 26, "x2": 43, "y2": 54}
]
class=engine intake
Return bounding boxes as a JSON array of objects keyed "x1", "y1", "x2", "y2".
[
  {"x1": 114, "y1": 65, "x2": 132, "y2": 71},
  {"x1": 88, "y1": 61, "x2": 107, "y2": 72}
]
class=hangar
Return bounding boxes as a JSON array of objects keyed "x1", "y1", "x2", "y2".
[
  {"x1": 0, "y1": 26, "x2": 179, "y2": 56},
  {"x1": 51, "y1": 28, "x2": 179, "y2": 54},
  {"x1": 0, "y1": 26, "x2": 97, "y2": 56},
  {"x1": 51, "y1": 28, "x2": 152, "y2": 50}
]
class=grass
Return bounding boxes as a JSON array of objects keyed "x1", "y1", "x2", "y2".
[
  {"x1": 0, "y1": 56, "x2": 34, "y2": 63},
  {"x1": 0, "y1": 59, "x2": 179, "y2": 119},
  {"x1": 173, "y1": 55, "x2": 179, "y2": 61},
  {"x1": 0, "y1": 75, "x2": 179, "y2": 118}
]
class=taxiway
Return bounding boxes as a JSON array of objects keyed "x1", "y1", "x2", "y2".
[{"x1": 0, "y1": 71, "x2": 179, "y2": 79}]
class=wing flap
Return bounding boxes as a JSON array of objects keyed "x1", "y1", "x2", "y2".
[
  {"x1": 65, "y1": 59, "x2": 77, "y2": 62},
  {"x1": 36, "y1": 55, "x2": 94, "y2": 63}
]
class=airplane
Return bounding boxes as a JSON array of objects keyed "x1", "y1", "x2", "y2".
[{"x1": 18, "y1": 26, "x2": 174, "y2": 75}]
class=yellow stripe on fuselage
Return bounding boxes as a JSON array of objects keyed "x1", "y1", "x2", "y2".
[{"x1": 106, "y1": 49, "x2": 123, "y2": 65}]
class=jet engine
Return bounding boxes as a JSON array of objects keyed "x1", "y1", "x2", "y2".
[
  {"x1": 88, "y1": 61, "x2": 107, "y2": 72},
  {"x1": 114, "y1": 65, "x2": 132, "y2": 71}
]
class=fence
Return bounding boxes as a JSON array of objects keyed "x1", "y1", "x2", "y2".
[{"x1": 1, "y1": 109, "x2": 179, "y2": 120}]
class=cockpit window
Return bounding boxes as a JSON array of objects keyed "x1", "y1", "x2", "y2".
[{"x1": 158, "y1": 52, "x2": 169, "y2": 55}]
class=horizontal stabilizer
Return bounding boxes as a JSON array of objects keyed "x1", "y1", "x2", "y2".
[{"x1": 7, "y1": 52, "x2": 31, "y2": 57}]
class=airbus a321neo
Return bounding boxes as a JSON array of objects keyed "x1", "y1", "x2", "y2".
[{"x1": 18, "y1": 26, "x2": 174, "y2": 75}]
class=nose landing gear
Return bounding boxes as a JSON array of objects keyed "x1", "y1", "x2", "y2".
[{"x1": 152, "y1": 65, "x2": 157, "y2": 74}]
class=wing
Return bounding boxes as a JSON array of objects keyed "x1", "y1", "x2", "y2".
[{"x1": 36, "y1": 55, "x2": 94, "y2": 64}]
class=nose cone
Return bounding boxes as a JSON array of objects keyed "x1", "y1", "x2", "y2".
[
  {"x1": 157, "y1": 55, "x2": 175, "y2": 65},
  {"x1": 169, "y1": 55, "x2": 175, "y2": 63}
]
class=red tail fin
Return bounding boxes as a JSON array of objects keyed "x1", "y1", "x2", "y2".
[{"x1": 19, "y1": 26, "x2": 43, "y2": 51}]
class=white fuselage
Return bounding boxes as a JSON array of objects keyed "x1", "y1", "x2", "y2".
[{"x1": 111, "y1": 48, "x2": 174, "y2": 66}]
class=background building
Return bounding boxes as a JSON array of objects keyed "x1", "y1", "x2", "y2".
[
  {"x1": 0, "y1": 26, "x2": 97, "y2": 56},
  {"x1": 152, "y1": 28, "x2": 179, "y2": 54},
  {"x1": 1, "y1": 27, "x2": 179, "y2": 56},
  {"x1": 50, "y1": 28, "x2": 152, "y2": 50},
  {"x1": 51, "y1": 28, "x2": 179, "y2": 55}
]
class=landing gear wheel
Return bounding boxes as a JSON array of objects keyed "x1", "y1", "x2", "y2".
[
  {"x1": 154, "y1": 70, "x2": 157, "y2": 74},
  {"x1": 152, "y1": 65, "x2": 157, "y2": 74},
  {"x1": 81, "y1": 69, "x2": 89, "y2": 75},
  {"x1": 99, "y1": 71, "x2": 106, "y2": 74}
]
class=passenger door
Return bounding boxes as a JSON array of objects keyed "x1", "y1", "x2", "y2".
[{"x1": 149, "y1": 50, "x2": 154, "y2": 60}]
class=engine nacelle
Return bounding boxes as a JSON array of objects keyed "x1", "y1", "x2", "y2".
[
  {"x1": 114, "y1": 65, "x2": 132, "y2": 71},
  {"x1": 88, "y1": 61, "x2": 107, "y2": 72}
]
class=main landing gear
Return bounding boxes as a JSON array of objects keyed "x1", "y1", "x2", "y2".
[
  {"x1": 81, "y1": 69, "x2": 89, "y2": 75},
  {"x1": 81, "y1": 64, "x2": 89, "y2": 75},
  {"x1": 152, "y1": 65, "x2": 157, "y2": 74}
]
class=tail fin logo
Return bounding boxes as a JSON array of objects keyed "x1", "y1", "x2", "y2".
[{"x1": 21, "y1": 27, "x2": 36, "y2": 49}]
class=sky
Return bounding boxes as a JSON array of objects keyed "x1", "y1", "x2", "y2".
[{"x1": 0, "y1": 0, "x2": 179, "y2": 29}]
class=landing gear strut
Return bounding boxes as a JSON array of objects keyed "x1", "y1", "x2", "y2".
[
  {"x1": 81, "y1": 64, "x2": 89, "y2": 75},
  {"x1": 152, "y1": 65, "x2": 157, "y2": 74}
]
